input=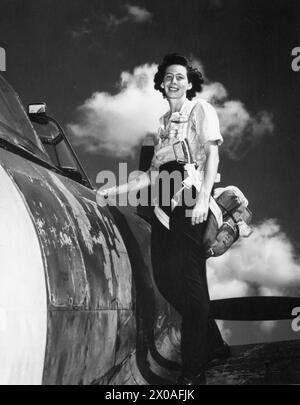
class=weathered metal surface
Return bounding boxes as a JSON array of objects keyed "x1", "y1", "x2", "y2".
[
  {"x1": 43, "y1": 310, "x2": 129, "y2": 385},
  {"x1": 0, "y1": 150, "x2": 132, "y2": 308},
  {"x1": 0, "y1": 143, "x2": 181, "y2": 385},
  {"x1": 0, "y1": 148, "x2": 138, "y2": 384},
  {"x1": 108, "y1": 206, "x2": 181, "y2": 385}
]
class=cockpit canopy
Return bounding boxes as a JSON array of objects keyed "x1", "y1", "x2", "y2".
[{"x1": 0, "y1": 74, "x2": 52, "y2": 164}]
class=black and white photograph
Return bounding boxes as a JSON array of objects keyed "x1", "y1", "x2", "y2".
[{"x1": 0, "y1": 0, "x2": 300, "y2": 388}]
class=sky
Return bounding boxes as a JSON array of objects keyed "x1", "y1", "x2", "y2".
[{"x1": 1, "y1": 0, "x2": 300, "y2": 345}]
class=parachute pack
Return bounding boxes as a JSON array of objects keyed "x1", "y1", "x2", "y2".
[{"x1": 203, "y1": 186, "x2": 253, "y2": 258}]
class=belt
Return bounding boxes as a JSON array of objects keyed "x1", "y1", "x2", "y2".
[{"x1": 154, "y1": 164, "x2": 223, "y2": 230}]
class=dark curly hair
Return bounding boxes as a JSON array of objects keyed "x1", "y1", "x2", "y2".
[{"x1": 154, "y1": 53, "x2": 204, "y2": 100}]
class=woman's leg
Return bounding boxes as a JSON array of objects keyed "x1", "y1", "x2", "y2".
[
  {"x1": 170, "y1": 203, "x2": 224, "y2": 375},
  {"x1": 176, "y1": 229, "x2": 212, "y2": 374},
  {"x1": 200, "y1": 261, "x2": 225, "y2": 353},
  {"x1": 151, "y1": 215, "x2": 225, "y2": 375},
  {"x1": 151, "y1": 217, "x2": 184, "y2": 314}
]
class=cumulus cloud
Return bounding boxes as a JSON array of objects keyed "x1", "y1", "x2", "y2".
[
  {"x1": 68, "y1": 60, "x2": 274, "y2": 159},
  {"x1": 68, "y1": 64, "x2": 167, "y2": 157},
  {"x1": 199, "y1": 82, "x2": 274, "y2": 159}
]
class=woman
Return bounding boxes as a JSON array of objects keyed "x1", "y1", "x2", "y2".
[{"x1": 100, "y1": 54, "x2": 229, "y2": 385}]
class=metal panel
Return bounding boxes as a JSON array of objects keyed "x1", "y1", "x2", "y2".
[{"x1": 0, "y1": 148, "x2": 136, "y2": 384}]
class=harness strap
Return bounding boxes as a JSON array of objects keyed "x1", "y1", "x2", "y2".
[
  {"x1": 155, "y1": 196, "x2": 223, "y2": 231},
  {"x1": 154, "y1": 100, "x2": 222, "y2": 230}
]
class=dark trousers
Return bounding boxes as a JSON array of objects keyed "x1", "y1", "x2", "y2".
[{"x1": 151, "y1": 210, "x2": 224, "y2": 375}]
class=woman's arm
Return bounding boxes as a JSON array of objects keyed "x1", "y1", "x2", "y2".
[
  {"x1": 98, "y1": 171, "x2": 151, "y2": 200},
  {"x1": 191, "y1": 141, "x2": 220, "y2": 226}
]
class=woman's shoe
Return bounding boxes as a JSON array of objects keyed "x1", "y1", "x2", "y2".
[{"x1": 176, "y1": 371, "x2": 206, "y2": 385}]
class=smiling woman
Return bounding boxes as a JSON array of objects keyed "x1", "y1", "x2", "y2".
[
  {"x1": 0, "y1": 47, "x2": 6, "y2": 72},
  {"x1": 100, "y1": 53, "x2": 226, "y2": 385}
]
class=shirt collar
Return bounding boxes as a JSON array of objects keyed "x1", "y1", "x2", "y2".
[
  {"x1": 179, "y1": 98, "x2": 192, "y2": 114},
  {"x1": 160, "y1": 98, "x2": 192, "y2": 126},
  {"x1": 170, "y1": 99, "x2": 192, "y2": 122}
]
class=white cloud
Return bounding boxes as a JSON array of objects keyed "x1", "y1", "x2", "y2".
[
  {"x1": 68, "y1": 60, "x2": 274, "y2": 159},
  {"x1": 68, "y1": 64, "x2": 167, "y2": 157},
  {"x1": 199, "y1": 82, "x2": 274, "y2": 159}
]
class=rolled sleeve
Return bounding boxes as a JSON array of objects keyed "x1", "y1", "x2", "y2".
[{"x1": 193, "y1": 100, "x2": 223, "y2": 146}]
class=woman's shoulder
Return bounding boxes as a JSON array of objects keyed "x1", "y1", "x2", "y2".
[
  {"x1": 190, "y1": 98, "x2": 223, "y2": 144},
  {"x1": 190, "y1": 98, "x2": 217, "y2": 114},
  {"x1": 189, "y1": 98, "x2": 220, "y2": 126}
]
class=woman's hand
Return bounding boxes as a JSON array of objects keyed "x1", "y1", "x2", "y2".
[
  {"x1": 191, "y1": 195, "x2": 209, "y2": 226},
  {"x1": 99, "y1": 186, "x2": 117, "y2": 198},
  {"x1": 97, "y1": 186, "x2": 117, "y2": 206}
]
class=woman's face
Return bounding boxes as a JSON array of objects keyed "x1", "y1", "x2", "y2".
[{"x1": 162, "y1": 64, "x2": 192, "y2": 100}]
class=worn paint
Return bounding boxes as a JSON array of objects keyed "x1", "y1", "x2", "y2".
[
  {"x1": 59, "y1": 232, "x2": 73, "y2": 248},
  {"x1": 0, "y1": 148, "x2": 186, "y2": 385},
  {"x1": 0, "y1": 147, "x2": 184, "y2": 385},
  {"x1": 0, "y1": 148, "x2": 139, "y2": 383},
  {"x1": 49, "y1": 173, "x2": 95, "y2": 254}
]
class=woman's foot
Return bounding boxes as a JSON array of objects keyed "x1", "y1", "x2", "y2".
[{"x1": 176, "y1": 370, "x2": 206, "y2": 385}]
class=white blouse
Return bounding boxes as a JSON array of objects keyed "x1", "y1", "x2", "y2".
[{"x1": 148, "y1": 98, "x2": 223, "y2": 173}]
